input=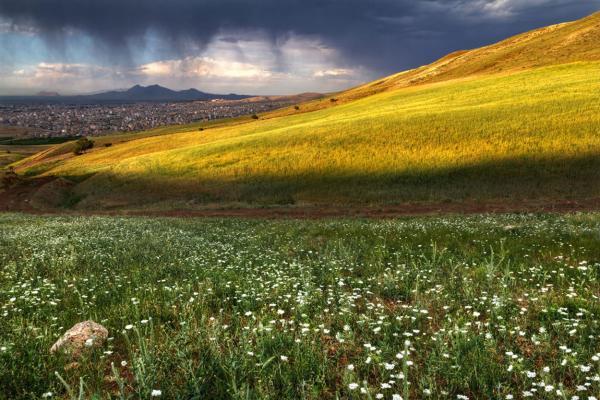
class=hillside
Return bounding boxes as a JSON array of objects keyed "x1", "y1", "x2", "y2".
[
  {"x1": 5, "y1": 12, "x2": 600, "y2": 211},
  {"x1": 271, "y1": 11, "x2": 600, "y2": 115}
]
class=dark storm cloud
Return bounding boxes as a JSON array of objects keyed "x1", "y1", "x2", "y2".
[{"x1": 0, "y1": 0, "x2": 599, "y2": 75}]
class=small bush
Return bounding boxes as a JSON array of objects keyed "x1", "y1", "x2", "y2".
[
  {"x1": 73, "y1": 138, "x2": 94, "y2": 155},
  {"x1": 104, "y1": 143, "x2": 112, "y2": 147},
  {"x1": 251, "y1": 114, "x2": 259, "y2": 120}
]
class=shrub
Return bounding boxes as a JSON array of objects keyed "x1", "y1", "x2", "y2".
[
  {"x1": 73, "y1": 138, "x2": 94, "y2": 155},
  {"x1": 251, "y1": 114, "x2": 259, "y2": 120}
]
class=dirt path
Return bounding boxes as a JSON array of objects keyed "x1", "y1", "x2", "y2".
[
  {"x1": 2, "y1": 177, "x2": 600, "y2": 219},
  {"x1": 119, "y1": 198, "x2": 600, "y2": 219}
]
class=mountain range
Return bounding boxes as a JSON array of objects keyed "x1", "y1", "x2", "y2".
[{"x1": 1, "y1": 85, "x2": 252, "y2": 104}]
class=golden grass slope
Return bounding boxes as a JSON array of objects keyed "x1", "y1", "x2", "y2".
[
  {"x1": 364, "y1": 12, "x2": 600, "y2": 88},
  {"x1": 16, "y1": 61, "x2": 600, "y2": 209},
  {"x1": 270, "y1": 11, "x2": 600, "y2": 116}
]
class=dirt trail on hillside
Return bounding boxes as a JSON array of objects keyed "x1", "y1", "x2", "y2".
[{"x1": 2, "y1": 177, "x2": 600, "y2": 219}]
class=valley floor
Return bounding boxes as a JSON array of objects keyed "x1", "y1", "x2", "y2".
[{"x1": 1, "y1": 213, "x2": 599, "y2": 399}]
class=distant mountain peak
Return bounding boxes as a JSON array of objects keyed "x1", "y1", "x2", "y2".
[
  {"x1": 1, "y1": 84, "x2": 253, "y2": 104},
  {"x1": 81, "y1": 84, "x2": 252, "y2": 102},
  {"x1": 36, "y1": 91, "x2": 60, "y2": 97}
]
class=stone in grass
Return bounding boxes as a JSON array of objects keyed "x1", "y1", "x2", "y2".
[{"x1": 50, "y1": 320, "x2": 108, "y2": 358}]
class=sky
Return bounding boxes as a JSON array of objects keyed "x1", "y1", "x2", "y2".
[{"x1": 0, "y1": 0, "x2": 598, "y2": 95}]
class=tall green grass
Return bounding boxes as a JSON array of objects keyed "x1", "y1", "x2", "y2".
[{"x1": 1, "y1": 213, "x2": 600, "y2": 398}]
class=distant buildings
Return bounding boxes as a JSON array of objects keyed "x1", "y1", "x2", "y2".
[{"x1": 0, "y1": 99, "x2": 290, "y2": 137}]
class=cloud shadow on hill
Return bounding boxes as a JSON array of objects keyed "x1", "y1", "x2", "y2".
[{"x1": 43, "y1": 152, "x2": 600, "y2": 210}]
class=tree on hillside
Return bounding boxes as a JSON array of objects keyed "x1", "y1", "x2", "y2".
[{"x1": 73, "y1": 137, "x2": 94, "y2": 155}]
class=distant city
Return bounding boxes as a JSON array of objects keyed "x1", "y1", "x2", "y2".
[
  {"x1": 0, "y1": 85, "x2": 319, "y2": 138},
  {"x1": 0, "y1": 99, "x2": 297, "y2": 137}
]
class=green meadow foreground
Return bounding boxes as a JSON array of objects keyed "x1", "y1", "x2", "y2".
[
  {"x1": 1, "y1": 213, "x2": 600, "y2": 399},
  {"x1": 6, "y1": 12, "x2": 600, "y2": 211}
]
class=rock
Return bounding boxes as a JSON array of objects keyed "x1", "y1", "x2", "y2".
[{"x1": 50, "y1": 320, "x2": 108, "y2": 358}]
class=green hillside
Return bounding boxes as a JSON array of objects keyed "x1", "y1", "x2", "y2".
[{"x1": 9, "y1": 12, "x2": 600, "y2": 211}]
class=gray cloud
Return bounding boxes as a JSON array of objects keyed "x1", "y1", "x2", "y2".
[{"x1": 0, "y1": 0, "x2": 598, "y2": 81}]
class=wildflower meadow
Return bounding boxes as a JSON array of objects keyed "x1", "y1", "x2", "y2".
[{"x1": 1, "y1": 213, "x2": 599, "y2": 399}]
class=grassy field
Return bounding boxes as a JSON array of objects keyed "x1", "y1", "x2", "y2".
[
  {"x1": 0, "y1": 150, "x2": 21, "y2": 169},
  {"x1": 1, "y1": 213, "x2": 599, "y2": 399},
  {"x1": 0, "y1": 144, "x2": 53, "y2": 169},
  {"x1": 0, "y1": 124, "x2": 50, "y2": 168},
  {"x1": 14, "y1": 62, "x2": 600, "y2": 209}
]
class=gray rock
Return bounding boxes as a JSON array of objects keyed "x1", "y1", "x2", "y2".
[{"x1": 50, "y1": 320, "x2": 108, "y2": 358}]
